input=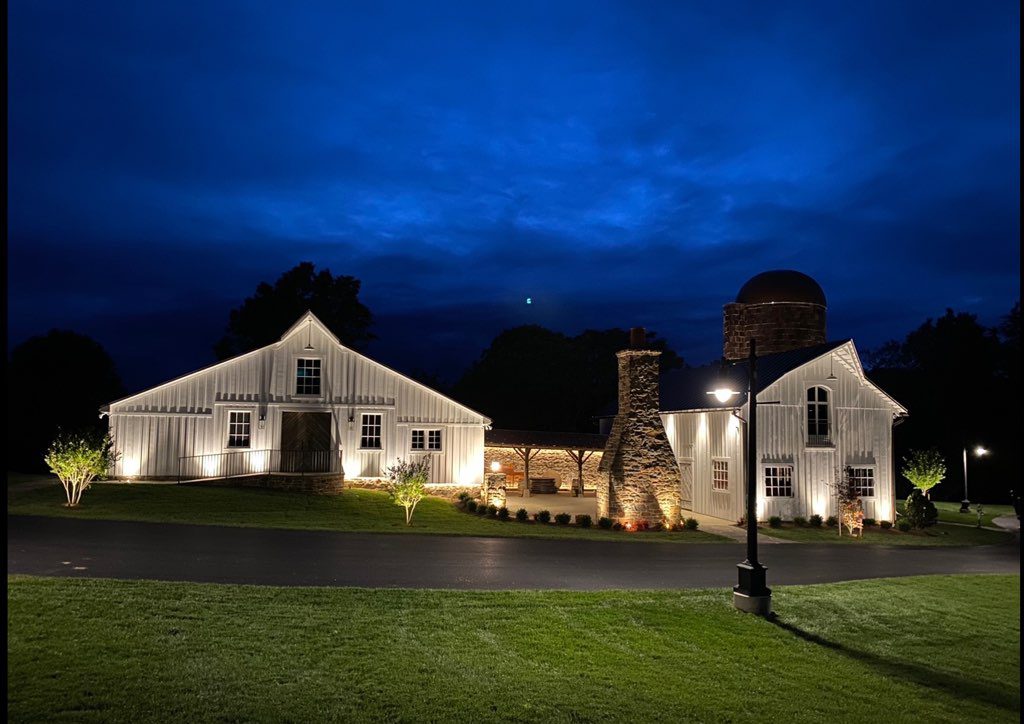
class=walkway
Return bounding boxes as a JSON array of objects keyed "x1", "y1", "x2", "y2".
[{"x1": 7, "y1": 515, "x2": 1018, "y2": 590}]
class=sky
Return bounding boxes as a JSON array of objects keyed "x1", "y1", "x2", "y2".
[{"x1": 7, "y1": 1, "x2": 1020, "y2": 392}]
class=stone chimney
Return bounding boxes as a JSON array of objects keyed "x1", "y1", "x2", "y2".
[{"x1": 597, "y1": 328, "x2": 682, "y2": 526}]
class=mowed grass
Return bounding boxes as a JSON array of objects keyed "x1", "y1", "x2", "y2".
[
  {"x1": 6, "y1": 482, "x2": 727, "y2": 543},
  {"x1": 7, "y1": 575, "x2": 1019, "y2": 723},
  {"x1": 757, "y1": 521, "x2": 1012, "y2": 546},
  {"x1": 896, "y1": 500, "x2": 1017, "y2": 529}
]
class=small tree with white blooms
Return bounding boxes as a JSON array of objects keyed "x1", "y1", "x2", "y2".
[
  {"x1": 901, "y1": 449, "x2": 946, "y2": 497},
  {"x1": 385, "y1": 456, "x2": 431, "y2": 526},
  {"x1": 44, "y1": 430, "x2": 119, "y2": 507}
]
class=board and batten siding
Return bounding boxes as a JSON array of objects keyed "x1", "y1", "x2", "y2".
[
  {"x1": 107, "y1": 315, "x2": 489, "y2": 484},
  {"x1": 661, "y1": 341, "x2": 902, "y2": 522}
]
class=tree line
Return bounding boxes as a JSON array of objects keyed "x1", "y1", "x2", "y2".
[{"x1": 10, "y1": 262, "x2": 1019, "y2": 507}]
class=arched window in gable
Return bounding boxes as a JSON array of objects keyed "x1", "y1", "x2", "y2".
[{"x1": 807, "y1": 386, "x2": 831, "y2": 446}]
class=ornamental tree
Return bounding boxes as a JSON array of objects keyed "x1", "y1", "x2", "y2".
[
  {"x1": 829, "y1": 467, "x2": 864, "y2": 538},
  {"x1": 385, "y1": 456, "x2": 431, "y2": 526},
  {"x1": 44, "y1": 430, "x2": 119, "y2": 507},
  {"x1": 901, "y1": 449, "x2": 946, "y2": 495}
]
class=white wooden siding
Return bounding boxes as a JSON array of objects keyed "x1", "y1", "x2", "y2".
[{"x1": 108, "y1": 315, "x2": 488, "y2": 484}]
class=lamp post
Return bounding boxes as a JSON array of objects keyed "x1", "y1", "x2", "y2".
[
  {"x1": 708, "y1": 338, "x2": 771, "y2": 615},
  {"x1": 959, "y1": 446, "x2": 989, "y2": 513}
]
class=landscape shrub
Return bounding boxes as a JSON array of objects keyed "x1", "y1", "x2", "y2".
[
  {"x1": 880, "y1": 520, "x2": 893, "y2": 529},
  {"x1": 650, "y1": 522, "x2": 665, "y2": 532},
  {"x1": 897, "y1": 519, "x2": 913, "y2": 532},
  {"x1": 768, "y1": 516, "x2": 783, "y2": 528},
  {"x1": 534, "y1": 510, "x2": 551, "y2": 524},
  {"x1": 44, "y1": 429, "x2": 118, "y2": 508},
  {"x1": 632, "y1": 521, "x2": 650, "y2": 532},
  {"x1": 684, "y1": 517, "x2": 699, "y2": 531},
  {"x1": 486, "y1": 504, "x2": 498, "y2": 517},
  {"x1": 612, "y1": 522, "x2": 623, "y2": 531},
  {"x1": 384, "y1": 457, "x2": 432, "y2": 526},
  {"x1": 862, "y1": 518, "x2": 876, "y2": 527},
  {"x1": 515, "y1": 508, "x2": 529, "y2": 522},
  {"x1": 597, "y1": 517, "x2": 613, "y2": 529},
  {"x1": 465, "y1": 500, "x2": 478, "y2": 513},
  {"x1": 497, "y1": 506, "x2": 510, "y2": 521},
  {"x1": 456, "y1": 491, "x2": 472, "y2": 504},
  {"x1": 554, "y1": 512, "x2": 571, "y2": 525},
  {"x1": 903, "y1": 489, "x2": 938, "y2": 528},
  {"x1": 793, "y1": 516, "x2": 808, "y2": 527},
  {"x1": 575, "y1": 514, "x2": 592, "y2": 528},
  {"x1": 809, "y1": 514, "x2": 823, "y2": 528},
  {"x1": 826, "y1": 515, "x2": 838, "y2": 527},
  {"x1": 476, "y1": 504, "x2": 490, "y2": 516},
  {"x1": 736, "y1": 516, "x2": 746, "y2": 527}
]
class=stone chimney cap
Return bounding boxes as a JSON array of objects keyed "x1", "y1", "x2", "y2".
[{"x1": 629, "y1": 327, "x2": 647, "y2": 349}]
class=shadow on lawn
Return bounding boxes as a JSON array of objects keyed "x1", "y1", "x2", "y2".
[{"x1": 769, "y1": 615, "x2": 1019, "y2": 713}]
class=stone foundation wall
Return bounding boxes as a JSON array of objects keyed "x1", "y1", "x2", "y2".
[
  {"x1": 723, "y1": 302, "x2": 826, "y2": 360},
  {"x1": 483, "y1": 446, "x2": 604, "y2": 492},
  {"x1": 482, "y1": 473, "x2": 507, "y2": 507},
  {"x1": 191, "y1": 474, "x2": 345, "y2": 495},
  {"x1": 598, "y1": 350, "x2": 682, "y2": 525}
]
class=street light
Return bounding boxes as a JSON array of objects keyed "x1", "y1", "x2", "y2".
[
  {"x1": 960, "y1": 446, "x2": 989, "y2": 513},
  {"x1": 708, "y1": 338, "x2": 771, "y2": 615}
]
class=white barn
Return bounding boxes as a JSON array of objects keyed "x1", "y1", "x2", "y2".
[
  {"x1": 103, "y1": 312, "x2": 490, "y2": 486},
  {"x1": 658, "y1": 339, "x2": 907, "y2": 524}
]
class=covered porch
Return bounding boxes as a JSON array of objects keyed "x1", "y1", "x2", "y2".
[{"x1": 484, "y1": 429, "x2": 607, "y2": 498}]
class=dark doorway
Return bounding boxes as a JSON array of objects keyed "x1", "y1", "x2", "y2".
[{"x1": 280, "y1": 412, "x2": 333, "y2": 472}]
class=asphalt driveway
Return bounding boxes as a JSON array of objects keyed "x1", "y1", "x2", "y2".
[{"x1": 7, "y1": 515, "x2": 1019, "y2": 589}]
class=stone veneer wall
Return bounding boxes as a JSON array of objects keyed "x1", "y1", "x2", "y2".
[
  {"x1": 723, "y1": 302, "x2": 826, "y2": 360},
  {"x1": 598, "y1": 350, "x2": 682, "y2": 525},
  {"x1": 483, "y1": 446, "x2": 604, "y2": 492},
  {"x1": 191, "y1": 473, "x2": 345, "y2": 495}
]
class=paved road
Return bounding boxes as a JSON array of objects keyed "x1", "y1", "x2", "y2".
[{"x1": 7, "y1": 515, "x2": 1019, "y2": 589}]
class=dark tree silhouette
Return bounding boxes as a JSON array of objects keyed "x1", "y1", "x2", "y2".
[
  {"x1": 866, "y1": 304, "x2": 1019, "y2": 504},
  {"x1": 453, "y1": 325, "x2": 683, "y2": 432},
  {"x1": 214, "y1": 262, "x2": 374, "y2": 359},
  {"x1": 8, "y1": 330, "x2": 124, "y2": 472}
]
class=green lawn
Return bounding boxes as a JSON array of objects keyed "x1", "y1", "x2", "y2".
[
  {"x1": 7, "y1": 574, "x2": 1019, "y2": 722},
  {"x1": 896, "y1": 500, "x2": 1017, "y2": 529},
  {"x1": 758, "y1": 521, "x2": 1012, "y2": 546},
  {"x1": 6, "y1": 482, "x2": 727, "y2": 543}
]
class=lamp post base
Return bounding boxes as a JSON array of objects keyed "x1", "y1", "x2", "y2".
[
  {"x1": 959, "y1": 499, "x2": 971, "y2": 514},
  {"x1": 734, "y1": 561, "x2": 771, "y2": 615}
]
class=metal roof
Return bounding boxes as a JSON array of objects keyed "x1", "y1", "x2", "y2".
[{"x1": 485, "y1": 428, "x2": 608, "y2": 451}]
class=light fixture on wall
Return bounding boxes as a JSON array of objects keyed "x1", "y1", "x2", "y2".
[
  {"x1": 258, "y1": 413, "x2": 266, "y2": 430},
  {"x1": 304, "y1": 317, "x2": 315, "y2": 351},
  {"x1": 826, "y1": 354, "x2": 837, "y2": 381}
]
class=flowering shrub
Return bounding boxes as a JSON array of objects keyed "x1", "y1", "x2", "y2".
[
  {"x1": 44, "y1": 430, "x2": 118, "y2": 507},
  {"x1": 385, "y1": 457, "x2": 431, "y2": 526},
  {"x1": 830, "y1": 467, "x2": 865, "y2": 538},
  {"x1": 901, "y1": 449, "x2": 946, "y2": 495}
]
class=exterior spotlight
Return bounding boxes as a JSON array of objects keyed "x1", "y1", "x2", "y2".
[{"x1": 490, "y1": 461, "x2": 501, "y2": 473}]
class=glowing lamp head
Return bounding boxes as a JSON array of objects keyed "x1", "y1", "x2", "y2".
[
  {"x1": 709, "y1": 387, "x2": 739, "y2": 403},
  {"x1": 490, "y1": 460, "x2": 502, "y2": 473},
  {"x1": 974, "y1": 446, "x2": 989, "y2": 457}
]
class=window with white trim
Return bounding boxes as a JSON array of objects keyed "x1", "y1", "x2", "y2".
[
  {"x1": 712, "y1": 459, "x2": 729, "y2": 492},
  {"x1": 807, "y1": 386, "x2": 830, "y2": 444},
  {"x1": 360, "y1": 414, "x2": 382, "y2": 449},
  {"x1": 227, "y1": 411, "x2": 251, "y2": 448},
  {"x1": 411, "y1": 429, "x2": 443, "y2": 451},
  {"x1": 849, "y1": 467, "x2": 875, "y2": 497},
  {"x1": 764, "y1": 465, "x2": 794, "y2": 497},
  {"x1": 296, "y1": 358, "x2": 321, "y2": 395}
]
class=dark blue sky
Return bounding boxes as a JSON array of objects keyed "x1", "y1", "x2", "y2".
[{"x1": 8, "y1": 1, "x2": 1020, "y2": 391}]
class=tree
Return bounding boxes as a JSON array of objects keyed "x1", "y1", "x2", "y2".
[
  {"x1": 8, "y1": 330, "x2": 124, "y2": 472},
  {"x1": 901, "y1": 449, "x2": 946, "y2": 495},
  {"x1": 453, "y1": 325, "x2": 683, "y2": 431},
  {"x1": 903, "y1": 490, "x2": 938, "y2": 528},
  {"x1": 44, "y1": 430, "x2": 119, "y2": 507},
  {"x1": 829, "y1": 467, "x2": 864, "y2": 538},
  {"x1": 385, "y1": 457, "x2": 431, "y2": 526},
  {"x1": 214, "y1": 262, "x2": 374, "y2": 359}
]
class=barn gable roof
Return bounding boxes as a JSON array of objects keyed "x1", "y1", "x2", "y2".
[
  {"x1": 598, "y1": 340, "x2": 907, "y2": 418},
  {"x1": 104, "y1": 311, "x2": 491, "y2": 424}
]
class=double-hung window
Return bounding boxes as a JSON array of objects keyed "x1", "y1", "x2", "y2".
[
  {"x1": 849, "y1": 467, "x2": 875, "y2": 497},
  {"x1": 296, "y1": 358, "x2": 321, "y2": 395},
  {"x1": 712, "y1": 459, "x2": 729, "y2": 492},
  {"x1": 360, "y1": 414, "x2": 382, "y2": 449},
  {"x1": 764, "y1": 465, "x2": 794, "y2": 497},
  {"x1": 227, "y1": 411, "x2": 252, "y2": 448}
]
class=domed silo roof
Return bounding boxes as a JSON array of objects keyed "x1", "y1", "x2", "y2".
[{"x1": 736, "y1": 270, "x2": 826, "y2": 306}]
